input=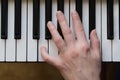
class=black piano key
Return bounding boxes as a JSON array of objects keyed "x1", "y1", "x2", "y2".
[
  {"x1": 107, "y1": 0, "x2": 114, "y2": 40},
  {"x1": 76, "y1": 0, "x2": 82, "y2": 21},
  {"x1": 45, "y1": 0, "x2": 52, "y2": 40},
  {"x1": 14, "y1": 0, "x2": 21, "y2": 39},
  {"x1": 57, "y1": 0, "x2": 64, "y2": 39},
  {"x1": 1, "y1": 0, "x2": 8, "y2": 39},
  {"x1": 33, "y1": 0, "x2": 40, "y2": 39},
  {"x1": 89, "y1": 0, "x2": 96, "y2": 36}
]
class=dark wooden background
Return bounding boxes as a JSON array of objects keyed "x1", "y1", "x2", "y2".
[{"x1": 0, "y1": 62, "x2": 118, "y2": 80}]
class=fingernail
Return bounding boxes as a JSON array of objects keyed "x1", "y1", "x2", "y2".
[
  {"x1": 57, "y1": 11, "x2": 63, "y2": 16},
  {"x1": 93, "y1": 29, "x2": 97, "y2": 37},
  {"x1": 47, "y1": 21, "x2": 52, "y2": 27},
  {"x1": 72, "y1": 10, "x2": 78, "y2": 16},
  {"x1": 94, "y1": 29, "x2": 97, "y2": 35}
]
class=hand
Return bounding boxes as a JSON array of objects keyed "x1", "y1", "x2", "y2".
[{"x1": 41, "y1": 11, "x2": 101, "y2": 80}]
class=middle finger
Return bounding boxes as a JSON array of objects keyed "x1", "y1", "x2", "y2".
[{"x1": 56, "y1": 11, "x2": 74, "y2": 45}]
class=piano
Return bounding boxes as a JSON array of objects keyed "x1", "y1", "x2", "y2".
[{"x1": 0, "y1": 0, "x2": 119, "y2": 62}]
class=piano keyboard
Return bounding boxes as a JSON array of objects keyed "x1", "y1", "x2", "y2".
[{"x1": 0, "y1": 0, "x2": 119, "y2": 62}]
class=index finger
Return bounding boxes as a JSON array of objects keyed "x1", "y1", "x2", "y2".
[{"x1": 72, "y1": 11, "x2": 87, "y2": 42}]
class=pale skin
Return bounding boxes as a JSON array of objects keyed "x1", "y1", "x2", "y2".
[{"x1": 41, "y1": 11, "x2": 101, "y2": 80}]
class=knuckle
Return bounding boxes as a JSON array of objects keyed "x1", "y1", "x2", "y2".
[
  {"x1": 71, "y1": 51, "x2": 79, "y2": 58},
  {"x1": 59, "y1": 20, "x2": 66, "y2": 27},
  {"x1": 81, "y1": 43, "x2": 89, "y2": 51},
  {"x1": 54, "y1": 37, "x2": 62, "y2": 44},
  {"x1": 69, "y1": 46, "x2": 80, "y2": 58},
  {"x1": 65, "y1": 29, "x2": 72, "y2": 35},
  {"x1": 79, "y1": 27, "x2": 84, "y2": 32}
]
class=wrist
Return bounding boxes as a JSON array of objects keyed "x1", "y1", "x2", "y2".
[
  {"x1": 59, "y1": 69, "x2": 101, "y2": 80},
  {"x1": 63, "y1": 75, "x2": 100, "y2": 80}
]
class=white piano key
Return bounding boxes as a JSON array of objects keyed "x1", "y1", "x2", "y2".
[
  {"x1": 49, "y1": 0, "x2": 58, "y2": 57},
  {"x1": 0, "y1": 0, "x2": 5, "y2": 61},
  {"x1": 38, "y1": 0, "x2": 48, "y2": 61},
  {"x1": 70, "y1": 0, "x2": 75, "y2": 37},
  {"x1": 64, "y1": 0, "x2": 69, "y2": 24},
  {"x1": 16, "y1": 0, "x2": 27, "y2": 62},
  {"x1": 6, "y1": 0, "x2": 15, "y2": 61},
  {"x1": 83, "y1": 0, "x2": 89, "y2": 43},
  {"x1": 96, "y1": 0, "x2": 101, "y2": 60},
  {"x1": 113, "y1": 0, "x2": 120, "y2": 61},
  {"x1": 102, "y1": 0, "x2": 112, "y2": 61},
  {"x1": 28, "y1": 0, "x2": 37, "y2": 62}
]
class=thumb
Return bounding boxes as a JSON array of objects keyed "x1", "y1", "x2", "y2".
[
  {"x1": 41, "y1": 46, "x2": 59, "y2": 66},
  {"x1": 90, "y1": 29, "x2": 100, "y2": 52}
]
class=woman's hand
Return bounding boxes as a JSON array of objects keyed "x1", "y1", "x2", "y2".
[{"x1": 41, "y1": 11, "x2": 101, "y2": 80}]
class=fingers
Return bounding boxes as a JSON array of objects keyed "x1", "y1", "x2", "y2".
[
  {"x1": 41, "y1": 47, "x2": 57, "y2": 66},
  {"x1": 72, "y1": 11, "x2": 87, "y2": 42},
  {"x1": 56, "y1": 11, "x2": 74, "y2": 45},
  {"x1": 47, "y1": 21, "x2": 66, "y2": 51},
  {"x1": 41, "y1": 47, "x2": 63, "y2": 68},
  {"x1": 90, "y1": 29, "x2": 100, "y2": 52}
]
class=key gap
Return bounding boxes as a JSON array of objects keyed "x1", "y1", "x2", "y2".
[
  {"x1": 69, "y1": 0, "x2": 70, "y2": 27},
  {"x1": 15, "y1": 40, "x2": 17, "y2": 62},
  {"x1": 37, "y1": 40, "x2": 39, "y2": 62},
  {"x1": 48, "y1": 40, "x2": 49, "y2": 54},
  {"x1": 100, "y1": 0, "x2": 102, "y2": 58},
  {"x1": 111, "y1": 40, "x2": 113, "y2": 62},
  {"x1": 101, "y1": 0, "x2": 103, "y2": 61},
  {"x1": 26, "y1": 0, "x2": 28, "y2": 62},
  {"x1": 5, "y1": 40, "x2": 6, "y2": 62}
]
